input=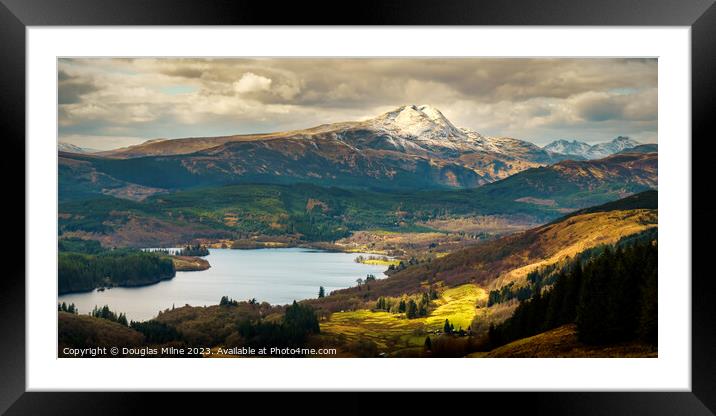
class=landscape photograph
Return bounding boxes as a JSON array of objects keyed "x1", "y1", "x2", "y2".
[{"x1": 57, "y1": 57, "x2": 658, "y2": 358}]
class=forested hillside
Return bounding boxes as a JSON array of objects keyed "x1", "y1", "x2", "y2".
[
  {"x1": 487, "y1": 238, "x2": 657, "y2": 348},
  {"x1": 58, "y1": 151, "x2": 656, "y2": 248}
]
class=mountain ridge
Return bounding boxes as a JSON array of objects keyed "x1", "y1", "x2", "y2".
[
  {"x1": 99, "y1": 105, "x2": 559, "y2": 163},
  {"x1": 543, "y1": 136, "x2": 644, "y2": 159},
  {"x1": 58, "y1": 142, "x2": 99, "y2": 154},
  {"x1": 62, "y1": 105, "x2": 575, "y2": 193}
]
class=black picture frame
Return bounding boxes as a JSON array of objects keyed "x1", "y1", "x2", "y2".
[{"x1": 2, "y1": 0, "x2": 714, "y2": 414}]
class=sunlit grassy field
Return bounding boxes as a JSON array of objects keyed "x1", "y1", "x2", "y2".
[
  {"x1": 320, "y1": 283, "x2": 487, "y2": 352},
  {"x1": 359, "y1": 258, "x2": 401, "y2": 266},
  {"x1": 424, "y1": 284, "x2": 486, "y2": 330}
]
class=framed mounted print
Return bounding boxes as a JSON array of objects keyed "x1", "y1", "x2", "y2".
[{"x1": 2, "y1": 0, "x2": 715, "y2": 413}]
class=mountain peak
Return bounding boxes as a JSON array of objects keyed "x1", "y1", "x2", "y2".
[
  {"x1": 379, "y1": 104, "x2": 447, "y2": 121},
  {"x1": 552, "y1": 139, "x2": 583, "y2": 145},
  {"x1": 543, "y1": 139, "x2": 592, "y2": 157},
  {"x1": 385, "y1": 104, "x2": 443, "y2": 120},
  {"x1": 544, "y1": 136, "x2": 642, "y2": 159},
  {"x1": 371, "y1": 104, "x2": 463, "y2": 140}
]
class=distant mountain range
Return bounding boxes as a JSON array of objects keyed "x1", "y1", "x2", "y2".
[
  {"x1": 58, "y1": 104, "x2": 658, "y2": 225},
  {"x1": 617, "y1": 144, "x2": 658, "y2": 154},
  {"x1": 62, "y1": 105, "x2": 576, "y2": 193},
  {"x1": 543, "y1": 136, "x2": 645, "y2": 159},
  {"x1": 58, "y1": 142, "x2": 98, "y2": 154}
]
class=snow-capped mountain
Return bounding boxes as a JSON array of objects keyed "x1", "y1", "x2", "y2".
[
  {"x1": 368, "y1": 104, "x2": 470, "y2": 149},
  {"x1": 543, "y1": 140, "x2": 592, "y2": 158},
  {"x1": 84, "y1": 105, "x2": 573, "y2": 190},
  {"x1": 359, "y1": 105, "x2": 559, "y2": 163},
  {"x1": 104, "y1": 104, "x2": 557, "y2": 162},
  {"x1": 58, "y1": 142, "x2": 97, "y2": 154},
  {"x1": 588, "y1": 136, "x2": 642, "y2": 159},
  {"x1": 544, "y1": 136, "x2": 643, "y2": 160},
  {"x1": 345, "y1": 104, "x2": 483, "y2": 158}
]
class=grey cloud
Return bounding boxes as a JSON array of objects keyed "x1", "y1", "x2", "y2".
[
  {"x1": 57, "y1": 58, "x2": 658, "y2": 148},
  {"x1": 160, "y1": 67, "x2": 206, "y2": 79},
  {"x1": 574, "y1": 89, "x2": 657, "y2": 122},
  {"x1": 578, "y1": 96, "x2": 625, "y2": 122},
  {"x1": 58, "y1": 69, "x2": 99, "y2": 105},
  {"x1": 139, "y1": 58, "x2": 655, "y2": 104},
  {"x1": 58, "y1": 70, "x2": 72, "y2": 82},
  {"x1": 59, "y1": 81, "x2": 99, "y2": 105}
]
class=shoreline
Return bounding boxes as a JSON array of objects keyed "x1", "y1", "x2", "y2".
[
  {"x1": 58, "y1": 255, "x2": 210, "y2": 296},
  {"x1": 217, "y1": 239, "x2": 395, "y2": 258},
  {"x1": 58, "y1": 272, "x2": 176, "y2": 297},
  {"x1": 58, "y1": 248, "x2": 392, "y2": 321}
]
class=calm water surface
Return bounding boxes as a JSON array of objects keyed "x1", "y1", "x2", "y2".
[{"x1": 58, "y1": 248, "x2": 388, "y2": 322}]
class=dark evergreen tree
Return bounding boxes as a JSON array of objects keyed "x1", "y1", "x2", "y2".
[
  {"x1": 89, "y1": 304, "x2": 127, "y2": 325},
  {"x1": 178, "y1": 243, "x2": 210, "y2": 257},
  {"x1": 284, "y1": 301, "x2": 319, "y2": 333},
  {"x1": 429, "y1": 287, "x2": 439, "y2": 300},
  {"x1": 131, "y1": 320, "x2": 181, "y2": 343},
  {"x1": 444, "y1": 319, "x2": 453, "y2": 334},
  {"x1": 219, "y1": 296, "x2": 238, "y2": 306},
  {"x1": 638, "y1": 248, "x2": 658, "y2": 344},
  {"x1": 424, "y1": 336, "x2": 432, "y2": 351},
  {"x1": 406, "y1": 299, "x2": 418, "y2": 319},
  {"x1": 577, "y1": 248, "x2": 619, "y2": 344},
  {"x1": 418, "y1": 301, "x2": 428, "y2": 317}
]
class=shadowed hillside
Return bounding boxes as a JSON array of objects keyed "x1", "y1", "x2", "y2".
[
  {"x1": 58, "y1": 151, "x2": 656, "y2": 248},
  {"x1": 470, "y1": 324, "x2": 656, "y2": 358}
]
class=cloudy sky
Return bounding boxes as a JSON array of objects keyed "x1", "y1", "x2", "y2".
[{"x1": 58, "y1": 58, "x2": 657, "y2": 150}]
